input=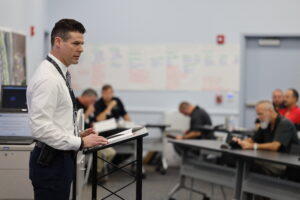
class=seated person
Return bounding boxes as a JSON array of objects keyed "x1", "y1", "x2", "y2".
[
  {"x1": 235, "y1": 100, "x2": 298, "y2": 176},
  {"x1": 278, "y1": 88, "x2": 300, "y2": 124},
  {"x1": 254, "y1": 89, "x2": 286, "y2": 130},
  {"x1": 94, "y1": 84, "x2": 130, "y2": 167},
  {"x1": 176, "y1": 101, "x2": 214, "y2": 140},
  {"x1": 75, "y1": 88, "x2": 98, "y2": 128},
  {"x1": 174, "y1": 101, "x2": 214, "y2": 156},
  {"x1": 94, "y1": 84, "x2": 131, "y2": 122},
  {"x1": 272, "y1": 89, "x2": 286, "y2": 112}
]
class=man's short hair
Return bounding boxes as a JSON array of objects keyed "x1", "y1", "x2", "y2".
[
  {"x1": 81, "y1": 88, "x2": 97, "y2": 97},
  {"x1": 102, "y1": 84, "x2": 113, "y2": 92},
  {"x1": 179, "y1": 101, "x2": 190, "y2": 111},
  {"x1": 288, "y1": 88, "x2": 299, "y2": 101},
  {"x1": 256, "y1": 100, "x2": 275, "y2": 111},
  {"x1": 51, "y1": 19, "x2": 86, "y2": 47}
]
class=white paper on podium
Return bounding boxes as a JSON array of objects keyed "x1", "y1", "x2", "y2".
[
  {"x1": 93, "y1": 118, "x2": 117, "y2": 132},
  {"x1": 107, "y1": 128, "x2": 133, "y2": 143}
]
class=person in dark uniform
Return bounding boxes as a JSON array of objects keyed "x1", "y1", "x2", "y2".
[
  {"x1": 94, "y1": 84, "x2": 131, "y2": 122},
  {"x1": 234, "y1": 100, "x2": 299, "y2": 199},
  {"x1": 174, "y1": 101, "x2": 214, "y2": 156},
  {"x1": 75, "y1": 88, "x2": 98, "y2": 128},
  {"x1": 94, "y1": 84, "x2": 131, "y2": 166},
  {"x1": 176, "y1": 101, "x2": 214, "y2": 140},
  {"x1": 27, "y1": 19, "x2": 108, "y2": 200}
]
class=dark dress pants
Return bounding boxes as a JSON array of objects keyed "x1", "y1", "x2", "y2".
[{"x1": 29, "y1": 146, "x2": 75, "y2": 200}]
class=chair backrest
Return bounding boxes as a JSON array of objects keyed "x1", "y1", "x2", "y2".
[{"x1": 164, "y1": 110, "x2": 189, "y2": 132}]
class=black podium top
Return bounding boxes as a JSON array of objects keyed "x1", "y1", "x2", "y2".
[{"x1": 83, "y1": 130, "x2": 148, "y2": 154}]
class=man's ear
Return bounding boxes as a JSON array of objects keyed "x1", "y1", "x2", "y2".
[{"x1": 53, "y1": 37, "x2": 63, "y2": 48}]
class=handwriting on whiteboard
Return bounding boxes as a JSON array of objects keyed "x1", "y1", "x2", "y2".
[{"x1": 70, "y1": 44, "x2": 240, "y2": 91}]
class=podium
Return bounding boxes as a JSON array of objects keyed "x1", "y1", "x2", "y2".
[{"x1": 83, "y1": 129, "x2": 148, "y2": 200}]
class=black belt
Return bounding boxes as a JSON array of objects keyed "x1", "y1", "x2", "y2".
[{"x1": 35, "y1": 141, "x2": 75, "y2": 155}]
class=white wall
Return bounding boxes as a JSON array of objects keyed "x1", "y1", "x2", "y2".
[
  {"x1": 0, "y1": 0, "x2": 47, "y2": 80},
  {"x1": 45, "y1": 0, "x2": 300, "y2": 126},
  {"x1": 2, "y1": 0, "x2": 300, "y2": 126},
  {"x1": 46, "y1": 0, "x2": 300, "y2": 43}
]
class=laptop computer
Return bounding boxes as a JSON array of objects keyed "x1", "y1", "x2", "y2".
[
  {"x1": 1, "y1": 85, "x2": 27, "y2": 109},
  {"x1": 0, "y1": 109, "x2": 33, "y2": 145}
]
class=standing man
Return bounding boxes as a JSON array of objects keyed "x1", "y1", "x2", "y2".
[{"x1": 27, "y1": 19, "x2": 108, "y2": 200}]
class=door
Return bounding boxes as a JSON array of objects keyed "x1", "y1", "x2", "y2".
[{"x1": 241, "y1": 36, "x2": 300, "y2": 128}]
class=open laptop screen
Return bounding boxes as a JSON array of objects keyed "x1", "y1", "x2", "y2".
[
  {"x1": 0, "y1": 112, "x2": 31, "y2": 137},
  {"x1": 1, "y1": 85, "x2": 27, "y2": 109}
]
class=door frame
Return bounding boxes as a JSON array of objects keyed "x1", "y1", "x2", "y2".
[{"x1": 239, "y1": 34, "x2": 300, "y2": 127}]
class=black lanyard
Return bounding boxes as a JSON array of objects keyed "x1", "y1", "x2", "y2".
[{"x1": 46, "y1": 56, "x2": 78, "y2": 117}]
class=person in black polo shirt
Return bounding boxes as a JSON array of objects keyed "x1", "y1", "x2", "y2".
[
  {"x1": 234, "y1": 100, "x2": 299, "y2": 199},
  {"x1": 235, "y1": 100, "x2": 298, "y2": 174},
  {"x1": 75, "y1": 88, "x2": 98, "y2": 128},
  {"x1": 94, "y1": 84, "x2": 130, "y2": 171},
  {"x1": 173, "y1": 101, "x2": 214, "y2": 156},
  {"x1": 176, "y1": 101, "x2": 214, "y2": 140},
  {"x1": 94, "y1": 84, "x2": 131, "y2": 122},
  {"x1": 236, "y1": 100, "x2": 298, "y2": 153}
]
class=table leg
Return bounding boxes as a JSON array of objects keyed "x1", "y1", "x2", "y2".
[
  {"x1": 136, "y1": 138, "x2": 143, "y2": 200},
  {"x1": 234, "y1": 159, "x2": 244, "y2": 200},
  {"x1": 92, "y1": 151, "x2": 97, "y2": 200}
]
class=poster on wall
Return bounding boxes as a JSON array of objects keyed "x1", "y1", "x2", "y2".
[{"x1": 0, "y1": 30, "x2": 26, "y2": 89}]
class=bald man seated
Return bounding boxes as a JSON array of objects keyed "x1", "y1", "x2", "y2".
[
  {"x1": 177, "y1": 101, "x2": 214, "y2": 140},
  {"x1": 173, "y1": 102, "x2": 215, "y2": 156}
]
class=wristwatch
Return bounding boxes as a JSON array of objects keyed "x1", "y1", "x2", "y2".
[{"x1": 253, "y1": 143, "x2": 258, "y2": 151}]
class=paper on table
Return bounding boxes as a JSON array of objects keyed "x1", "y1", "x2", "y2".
[
  {"x1": 118, "y1": 120, "x2": 141, "y2": 129},
  {"x1": 93, "y1": 118, "x2": 117, "y2": 133}
]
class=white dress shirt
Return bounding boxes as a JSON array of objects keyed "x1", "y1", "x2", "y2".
[{"x1": 27, "y1": 53, "x2": 81, "y2": 150}]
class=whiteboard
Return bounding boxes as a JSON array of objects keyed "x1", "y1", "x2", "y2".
[{"x1": 70, "y1": 44, "x2": 240, "y2": 92}]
